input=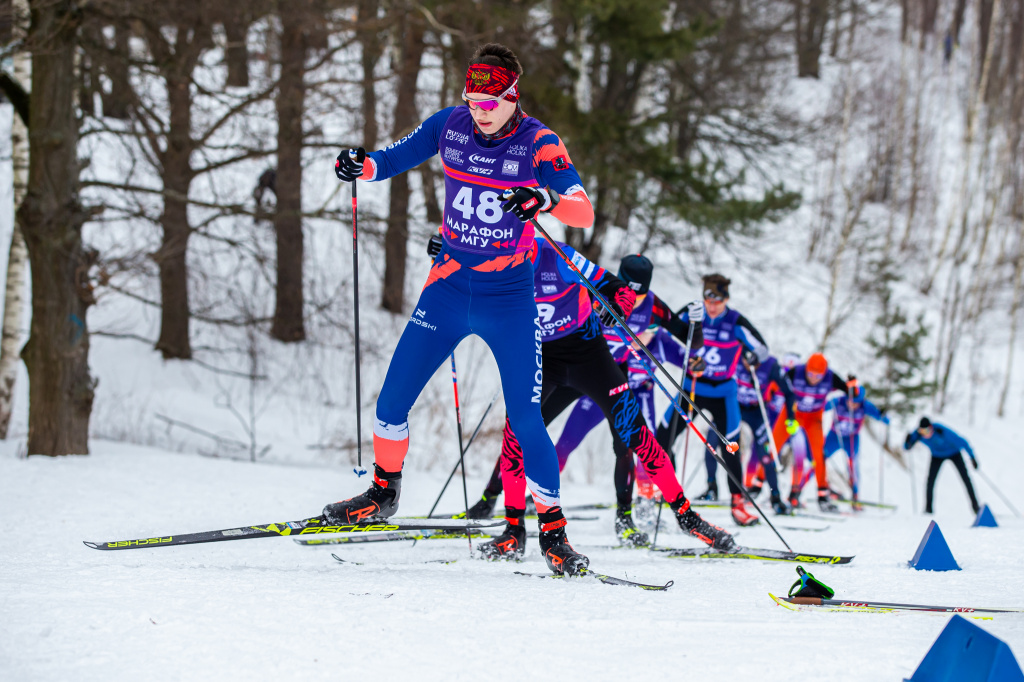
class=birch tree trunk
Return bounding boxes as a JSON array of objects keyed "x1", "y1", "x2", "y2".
[{"x1": 0, "y1": 0, "x2": 30, "y2": 439}]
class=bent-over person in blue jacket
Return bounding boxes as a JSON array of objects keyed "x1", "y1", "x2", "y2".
[{"x1": 904, "y1": 417, "x2": 980, "y2": 514}]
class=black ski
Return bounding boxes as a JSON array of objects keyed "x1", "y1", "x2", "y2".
[
  {"x1": 295, "y1": 530, "x2": 493, "y2": 546},
  {"x1": 84, "y1": 517, "x2": 504, "y2": 550},
  {"x1": 514, "y1": 570, "x2": 673, "y2": 591},
  {"x1": 651, "y1": 545, "x2": 853, "y2": 564},
  {"x1": 332, "y1": 553, "x2": 457, "y2": 566}
]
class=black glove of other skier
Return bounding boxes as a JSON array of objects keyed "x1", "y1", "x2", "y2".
[
  {"x1": 904, "y1": 433, "x2": 914, "y2": 449},
  {"x1": 335, "y1": 148, "x2": 366, "y2": 182},
  {"x1": 742, "y1": 349, "x2": 759, "y2": 369},
  {"x1": 972, "y1": 458, "x2": 979, "y2": 470},
  {"x1": 426, "y1": 234, "x2": 443, "y2": 258}
]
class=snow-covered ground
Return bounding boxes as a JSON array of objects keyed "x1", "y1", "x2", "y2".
[{"x1": 2, "y1": 428, "x2": 1022, "y2": 681}]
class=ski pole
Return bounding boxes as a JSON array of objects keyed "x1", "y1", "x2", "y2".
[
  {"x1": 350, "y1": 149, "x2": 367, "y2": 477},
  {"x1": 975, "y1": 467, "x2": 1022, "y2": 517},
  {"x1": 749, "y1": 364, "x2": 781, "y2": 468},
  {"x1": 522, "y1": 217, "x2": 791, "y2": 550},
  {"x1": 881, "y1": 421, "x2": 888, "y2": 503},
  {"x1": 427, "y1": 389, "x2": 500, "y2": 518},
  {"x1": 449, "y1": 354, "x2": 472, "y2": 552},
  {"x1": 846, "y1": 379, "x2": 857, "y2": 500},
  {"x1": 669, "y1": 322, "x2": 696, "y2": 486},
  {"x1": 907, "y1": 444, "x2": 918, "y2": 514}
]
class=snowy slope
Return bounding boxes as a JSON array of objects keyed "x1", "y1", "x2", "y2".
[{"x1": 2, "y1": 432, "x2": 1023, "y2": 681}]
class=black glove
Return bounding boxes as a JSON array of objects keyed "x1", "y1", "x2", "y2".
[
  {"x1": 598, "y1": 300, "x2": 623, "y2": 327},
  {"x1": 688, "y1": 355, "x2": 706, "y2": 374},
  {"x1": 426, "y1": 234, "x2": 443, "y2": 258},
  {"x1": 972, "y1": 458, "x2": 979, "y2": 470},
  {"x1": 742, "y1": 349, "x2": 759, "y2": 369},
  {"x1": 501, "y1": 186, "x2": 558, "y2": 222},
  {"x1": 335, "y1": 147, "x2": 366, "y2": 182},
  {"x1": 904, "y1": 433, "x2": 913, "y2": 449}
]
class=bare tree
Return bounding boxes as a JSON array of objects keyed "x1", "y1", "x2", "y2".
[{"x1": 19, "y1": 0, "x2": 96, "y2": 455}]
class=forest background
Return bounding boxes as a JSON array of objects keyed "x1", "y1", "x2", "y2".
[{"x1": 0, "y1": 0, "x2": 1021, "y2": 481}]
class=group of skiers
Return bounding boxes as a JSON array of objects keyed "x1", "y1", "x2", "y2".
[{"x1": 327, "y1": 43, "x2": 984, "y2": 576}]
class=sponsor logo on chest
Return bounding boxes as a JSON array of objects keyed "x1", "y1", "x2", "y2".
[
  {"x1": 443, "y1": 147, "x2": 464, "y2": 165},
  {"x1": 445, "y1": 129, "x2": 469, "y2": 145}
]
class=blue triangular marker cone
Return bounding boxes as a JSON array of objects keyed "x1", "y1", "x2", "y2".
[
  {"x1": 909, "y1": 520, "x2": 960, "y2": 571},
  {"x1": 906, "y1": 615, "x2": 1024, "y2": 682},
  {"x1": 973, "y1": 504, "x2": 998, "y2": 528}
]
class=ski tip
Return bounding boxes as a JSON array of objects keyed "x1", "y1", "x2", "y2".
[{"x1": 83, "y1": 541, "x2": 101, "y2": 550}]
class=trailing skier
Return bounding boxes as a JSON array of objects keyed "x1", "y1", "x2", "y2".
[
  {"x1": 771, "y1": 353, "x2": 852, "y2": 512},
  {"x1": 737, "y1": 352, "x2": 796, "y2": 514},
  {"x1": 655, "y1": 274, "x2": 771, "y2": 526},
  {"x1": 466, "y1": 241, "x2": 735, "y2": 557}
]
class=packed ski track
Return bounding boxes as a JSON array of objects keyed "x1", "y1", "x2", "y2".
[{"x1": 2, "y1": 436, "x2": 1022, "y2": 681}]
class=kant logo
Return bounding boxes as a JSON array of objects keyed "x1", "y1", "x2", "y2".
[{"x1": 468, "y1": 154, "x2": 496, "y2": 164}]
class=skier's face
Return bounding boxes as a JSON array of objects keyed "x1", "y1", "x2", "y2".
[
  {"x1": 806, "y1": 370, "x2": 825, "y2": 386},
  {"x1": 704, "y1": 296, "x2": 727, "y2": 318},
  {"x1": 918, "y1": 426, "x2": 934, "y2": 438},
  {"x1": 465, "y1": 95, "x2": 517, "y2": 133}
]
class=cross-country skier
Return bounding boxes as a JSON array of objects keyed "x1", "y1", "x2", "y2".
[
  {"x1": 904, "y1": 417, "x2": 980, "y2": 515},
  {"x1": 813, "y1": 382, "x2": 889, "y2": 509},
  {"x1": 736, "y1": 353, "x2": 796, "y2": 514},
  {"x1": 655, "y1": 274, "x2": 770, "y2": 526},
  {"x1": 771, "y1": 352, "x2": 852, "y2": 512},
  {"x1": 463, "y1": 239, "x2": 735, "y2": 557},
  {"x1": 324, "y1": 44, "x2": 596, "y2": 575}
]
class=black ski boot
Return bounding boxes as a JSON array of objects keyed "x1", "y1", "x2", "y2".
[
  {"x1": 323, "y1": 465, "x2": 401, "y2": 524},
  {"x1": 770, "y1": 493, "x2": 791, "y2": 515},
  {"x1": 817, "y1": 492, "x2": 839, "y2": 513},
  {"x1": 672, "y1": 496, "x2": 737, "y2": 552},
  {"x1": 788, "y1": 489, "x2": 802, "y2": 510},
  {"x1": 464, "y1": 491, "x2": 499, "y2": 519},
  {"x1": 614, "y1": 507, "x2": 650, "y2": 548},
  {"x1": 478, "y1": 508, "x2": 526, "y2": 560},
  {"x1": 697, "y1": 481, "x2": 719, "y2": 502},
  {"x1": 538, "y1": 508, "x2": 589, "y2": 576}
]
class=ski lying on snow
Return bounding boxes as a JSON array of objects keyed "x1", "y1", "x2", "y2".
[
  {"x1": 652, "y1": 546, "x2": 853, "y2": 564},
  {"x1": 514, "y1": 570, "x2": 673, "y2": 591},
  {"x1": 84, "y1": 517, "x2": 504, "y2": 550},
  {"x1": 769, "y1": 593, "x2": 1024, "y2": 614},
  {"x1": 332, "y1": 553, "x2": 456, "y2": 566},
  {"x1": 295, "y1": 530, "x2": 493, "y2": 546}
]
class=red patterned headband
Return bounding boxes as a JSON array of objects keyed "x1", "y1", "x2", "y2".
[{"x1": 465, "y1": 63, "x2": 519, "y2": 102}]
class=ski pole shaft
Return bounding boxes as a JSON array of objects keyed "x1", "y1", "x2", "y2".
[
  {"x1": 881, "y1": 422, "x2": 888, "y2": 502},
  {"x1": 669, "y1": 323, "x2": 696, "y2": 486},
  {"x1": 975, "y1": 467, "x2": 1022, "y2": 517},
  {"x1": 449, "y1": 355, "x2": 472, "y2": 552},
  {"x1": 750, "y1": 368, "x2": 781, "y2": 468},
  {"x1": 350, "y1": 151, "x2": 366, "y2": 475},
  {"x1": 427, "y1": 390, "x2": 500, "y2": 518}
]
